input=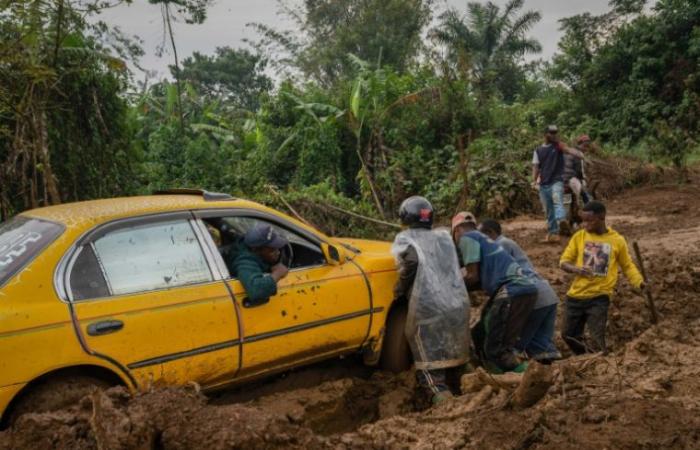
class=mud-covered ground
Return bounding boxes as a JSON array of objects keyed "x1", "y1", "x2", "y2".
[{"x1": 3, "y1": 177, "x2": 700, "y2": 449}]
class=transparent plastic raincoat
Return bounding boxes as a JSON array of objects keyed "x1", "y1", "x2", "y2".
[{"x1": 392, "y1": 228, "x2": 471, "y2": 370}]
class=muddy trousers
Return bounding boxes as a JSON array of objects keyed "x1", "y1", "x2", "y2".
[
  {"x1": 477, "y1": 291, "x2": 537, "y2": 371},
  {"x1": 515, "y1": 303, "x2": 560, "y2": 359},
  {"x1": 562, "y1": 295, "x2": 610, "y2": 354}
]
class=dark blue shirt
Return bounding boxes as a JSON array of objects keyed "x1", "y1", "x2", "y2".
[
  {"x1": 457, "y1": 230, "x2": 536, "y2": 298},
  {"x1": 533, "y1": 143, "x2": 564, "y2": 185}
]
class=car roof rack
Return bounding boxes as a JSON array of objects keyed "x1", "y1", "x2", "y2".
[{"x1": 152, "y1": 188, "x2": 236, "y2": 201}]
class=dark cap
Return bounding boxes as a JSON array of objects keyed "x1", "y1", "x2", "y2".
[
  {"x1": 545, "y1": 125, "x2": 558, "y2": 133},
  {"x1": 244, "y1": 224, "x2": 289, "y2": 249}
]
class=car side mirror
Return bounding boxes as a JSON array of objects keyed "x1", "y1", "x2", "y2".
[{"x1": 321, "y1": 243, "x2": 346, "y2": 265}]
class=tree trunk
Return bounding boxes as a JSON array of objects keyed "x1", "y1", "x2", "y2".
[
  {"x1": 454, "y1": 131, "x2": 471, "y2": 210},
  {"x1": 34, "y1": 105, "x2": 61, "y2": 205},
  {"x1": 164, "y1": 3, "x2": 185, "y2": 131}
]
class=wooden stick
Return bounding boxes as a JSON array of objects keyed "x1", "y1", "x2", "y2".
[
  {"x1": 265, "y1": 184, "x2": 315, "y2": 228},
  {"x1": 475, "y1": 367, "x2": 522, "y2": 390},
  {"x1": 307, "y1": 199, "x2": 402, "y2": 229},
  {"x1": 632, "y1": 241, "x2": 659, "y2": 324}
]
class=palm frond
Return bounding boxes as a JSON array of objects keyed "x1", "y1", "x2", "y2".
[
  {"x1": 508, "y1": 10, "x2": 542, "y2": 37},
  {"x1": 500, "y1": 0, "x2": 525, "y2": 23}
]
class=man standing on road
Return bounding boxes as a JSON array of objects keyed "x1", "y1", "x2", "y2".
[
  {"x1": 392, "y1": 196, "x2": 470, "y2": 405},
  {"x1": 478, "y1": 219, "x2": 561, "y2": 362},
  {"x1": 228, "y1": 223, "x2": 290, "y2": 307},
  {"x1": 532, "y1": 125, "x2": 584, "y2": 242},
  {"x1": 452, "y1": 212, "x2": 537, "y2": 373},
  {"x1": 559, "y1": 201, "x2": 645, "y2": 354}
]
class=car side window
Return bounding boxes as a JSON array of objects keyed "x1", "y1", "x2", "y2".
[
  {"x1": 205, "y1": 216, "x2": 326, "y2": 272},
  {"x1": 69, "y1": 219, "x2": 213, "y2": 299},
  {"x1": 70, "y1": 244, "x2": 110, "y2": 300}
]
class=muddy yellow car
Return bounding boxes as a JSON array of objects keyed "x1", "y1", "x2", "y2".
[{"x1": 0, "y1": 190, "x2": 408, "y2": 424}]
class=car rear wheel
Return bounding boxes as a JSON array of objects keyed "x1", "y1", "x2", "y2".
[
  {"x1": 7, "y1": 375, "x2": 111, "y2": 426},
  {"x1": 379, "y1": 304, "x2": 412, "y2": 373}
]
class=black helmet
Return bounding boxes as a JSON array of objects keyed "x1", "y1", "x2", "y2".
[{"x1": 399, "y1": 196, "x2": 434, "y2": 229}]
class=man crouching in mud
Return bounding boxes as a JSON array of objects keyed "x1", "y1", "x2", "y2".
[{"x1": 392, "y1": 196, "x2": 471, "y2": 405}]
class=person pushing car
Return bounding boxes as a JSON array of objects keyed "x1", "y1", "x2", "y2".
[
  {"x1": 392, "y1": 196, "x2": 471, "y2": 405},
  {"x1": 452, "y1": 212, "x2": 537, "y2": 373}
]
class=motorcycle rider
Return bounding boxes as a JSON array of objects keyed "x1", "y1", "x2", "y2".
[{"x1": 392, "y1": 196, "x2": 471, "y2": 404}]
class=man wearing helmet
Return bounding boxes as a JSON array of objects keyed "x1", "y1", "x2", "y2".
[{"x1": 392, "y1": 196, "x2": 471, "y2": 405}]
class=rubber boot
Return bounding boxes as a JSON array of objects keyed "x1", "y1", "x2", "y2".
[{"x1": 431, "y1": 390, "x2": 454, "y2": 405}]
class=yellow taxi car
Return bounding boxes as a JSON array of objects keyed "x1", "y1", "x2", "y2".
[{"x1": 0, "y1": 190, "x2": 409, "y2": 424}]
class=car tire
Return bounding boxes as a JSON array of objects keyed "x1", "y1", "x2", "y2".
[
  {"x1": 379, "y1": 304, "x2": 412, "y2": 373},
  {"x1": 7, "y1": 375, "x2": 111, "y2": 426}
]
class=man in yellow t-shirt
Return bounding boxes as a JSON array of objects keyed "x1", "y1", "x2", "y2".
[{"x1": 559, "y1": 201, "x2": 645, "y2": 354}]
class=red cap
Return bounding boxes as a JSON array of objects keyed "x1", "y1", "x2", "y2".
[
  {"x1": 576, "y1": 134, "x2": 591, "y2": 145},
  {"x1": 451, "y1": 211, "x2": 477, "y2": 231}
]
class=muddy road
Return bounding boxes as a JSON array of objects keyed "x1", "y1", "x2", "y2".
[{"x1": 2, "y1": 179, "x2": 700, "y2": 449}]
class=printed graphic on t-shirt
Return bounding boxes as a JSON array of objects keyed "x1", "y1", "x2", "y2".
[{"x1": 583, "y1": 241, "x2": 611, "y2": 276}]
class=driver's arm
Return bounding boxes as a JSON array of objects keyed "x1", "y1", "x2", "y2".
[{"x1": 232, "y1": 254, "x2": 278, "y2": 304}]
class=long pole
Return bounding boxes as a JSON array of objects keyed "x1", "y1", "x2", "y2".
[{"x1": 632, "y1": 241, "x2": 659, "y2": 324}]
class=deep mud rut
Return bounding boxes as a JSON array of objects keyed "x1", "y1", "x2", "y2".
[{"x1": 3, "y1": 179, "x2": 700, "y2": 449}]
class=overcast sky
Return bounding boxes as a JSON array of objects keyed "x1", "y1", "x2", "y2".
[{"x1": 96, "y1": 0, "x2": 615, "y2": 78}]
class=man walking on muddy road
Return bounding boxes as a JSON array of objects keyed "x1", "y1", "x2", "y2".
[
  {"x1": 392, "y1": 196, "x2": 471, "y2": 405},
  {"x1": 559, "y1": 201, "x2": 645, "y2": 354},
  {"x1": 532, "y1": 125, "x2": 584, "y2": 242}
]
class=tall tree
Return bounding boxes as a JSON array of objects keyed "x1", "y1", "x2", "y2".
[
  {"x1": 176, "y1": 47, "x2": 272, "y2": 110},
  {"x1": 250, "y1": 0, "x2": 433, "y2": 84},
  {"x1": 432, "y1": 0, "x2": 542, "y2": 101},
  {"x1": 549, "y1": 0, "x2": 648, "y2": 92},
  {"x1": 148, "y1": 0, "x2": 215, "y2": 128},
  {"x1": 0, "y1": 0, "x2": 141, "y2": 216},
  {"x1": 550, "y1": 0, "x2": 700, "y2": 165}
]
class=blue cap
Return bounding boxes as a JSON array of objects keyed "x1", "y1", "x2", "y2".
[{"x1": 243, "y1": 224, "x2": 289, "y2": 249}]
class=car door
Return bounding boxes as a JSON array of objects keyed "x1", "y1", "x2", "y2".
[
  {"x1": 63, "y1": 213, "x2": 241, "y2": 388},
  {"x1": 195, "y1": 211, "x2": 373, "y2": 380}
]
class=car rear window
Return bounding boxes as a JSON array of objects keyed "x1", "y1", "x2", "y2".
[{"x1": 0, "y1": 216, "x2": 64, "y2": 287}]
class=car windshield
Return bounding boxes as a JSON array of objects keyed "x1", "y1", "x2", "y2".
[{"x1": 0, "y1": 215, "x2": 64, "y2": 288}]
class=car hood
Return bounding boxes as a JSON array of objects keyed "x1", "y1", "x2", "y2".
[{"x1": 336, "y1": 238, "x2": 392, "y2": 256}]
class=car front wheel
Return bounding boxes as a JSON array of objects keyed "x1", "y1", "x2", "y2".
[{"x1": 379, "y1": 304, "x2": 412, "y2": 373}]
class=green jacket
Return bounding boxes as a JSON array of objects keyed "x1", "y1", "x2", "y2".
[{"x1": 226, "y1": 243, "x2": 277, "y2": 305}]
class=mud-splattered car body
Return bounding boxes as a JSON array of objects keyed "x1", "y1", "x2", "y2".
[{"x1": 0, "y1": 191, "x2": 399, "y2": 421}]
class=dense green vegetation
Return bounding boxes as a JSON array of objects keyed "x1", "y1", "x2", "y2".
[{"x1": 1, "y1": 0, "x2": 698, "y2": 233}]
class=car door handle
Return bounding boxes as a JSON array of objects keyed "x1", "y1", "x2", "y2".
[{"x1": 87, "y1": 320, "x2": 124, "y2": 336}]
